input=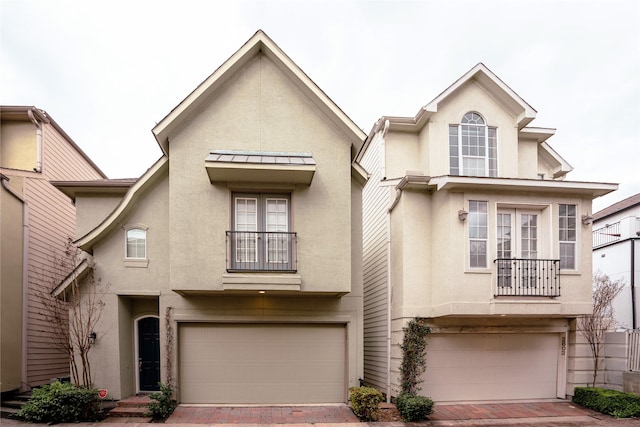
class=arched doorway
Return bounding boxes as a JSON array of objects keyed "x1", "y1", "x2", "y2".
[{"x1": 136, "y1": 316, "x2": 160, "y2": 392}]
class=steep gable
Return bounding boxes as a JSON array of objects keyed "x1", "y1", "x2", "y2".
[{"x1": 153, "y1": 30, "x2": 365, "y2": 157}]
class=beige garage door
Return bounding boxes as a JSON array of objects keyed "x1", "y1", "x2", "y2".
[
  {"x1": 178, "y1": 323, "x2": 346, "y2": 403},
  {"x1": 422, "y1": 333, "x2": 559, "y2": 401}
]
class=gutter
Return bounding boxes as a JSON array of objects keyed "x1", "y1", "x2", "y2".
[{"x1": 1, "y1": 174, "x2": 29, "y2": 391}]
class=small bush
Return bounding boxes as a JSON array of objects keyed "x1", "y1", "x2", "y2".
[
  {"x1": 18, "y1": 381, "x2": 100, "y2": 423},
  {"x1": 148, "y1": 382, "x2": 177, "y2": 419},
  {"x1": 573, "y1": 387, "x2": 640, "y2": 418},
  {"x1": 395, "y1": 393, "x2": 435, "y2": 422},
  {"x1": 348, "y1": 386, "x2": 383, "y2": 421}
]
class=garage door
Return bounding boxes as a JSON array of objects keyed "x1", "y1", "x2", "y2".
[
  {"x1": 178, "y1": 323, "x2": 346, "y2": 403},
  {"x1": 422, "y1": 333, "x2": 559, "y2": 401}
]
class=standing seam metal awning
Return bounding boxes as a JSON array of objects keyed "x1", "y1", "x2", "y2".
[{"x1": 205, "y1": 150, "x2": 316, "y2": 184}]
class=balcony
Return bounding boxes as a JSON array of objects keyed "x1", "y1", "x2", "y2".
[
  {"x1": 493, "y1": 258, "x2": 560, "y2": 297},
  {"x1": 226, "y1": 231, "x2": 297, "y2": 272}
]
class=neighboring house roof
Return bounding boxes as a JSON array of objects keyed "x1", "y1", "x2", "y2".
[
  {"x1": 0, "y1": 106, "x2": 108, "y2": 179},
  {"x1": 52, "y1": 178, "x2": 136, "y2": 202},
  {"x1": 152, "y1": 30, "x2": 366, "y2": 157},
  {"x1": 593, "y1": 193, "x2": 640, "y2": 221},
  {"x1": 73, "y1": 157, "x2": 168, "y2": 252}
]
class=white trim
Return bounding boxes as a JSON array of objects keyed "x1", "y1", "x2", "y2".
[{"x1": 134, "y1": 315, "x2": 160, "y2": 394}]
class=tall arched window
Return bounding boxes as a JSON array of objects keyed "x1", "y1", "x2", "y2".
[
  {"x1": 126, "y1": 228, "x2": 147, "y2": 259},
  {"x1": 449, "y1": 112, "x2": 497, "y2": 177}
]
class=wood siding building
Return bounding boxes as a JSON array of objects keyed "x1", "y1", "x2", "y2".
[{"x1": 0, "y1": 106, "x2": 105, "y2": 392}]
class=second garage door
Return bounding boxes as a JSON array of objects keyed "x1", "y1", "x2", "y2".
[
  {"x1": 421, "y1": 333, "x2": 560, "y2": 401},
  {"x1": 178, "y1": 323, "x2": 346, "y2": 403}
]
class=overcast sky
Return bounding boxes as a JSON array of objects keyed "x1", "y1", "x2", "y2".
[{"x1": 2, "y1": 0, "x2": 638, "y2": 212}]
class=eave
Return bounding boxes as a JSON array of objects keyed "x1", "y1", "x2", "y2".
[
  {"x1": 428, "y1": 175, "x2": 617, "y2": 198},
  {"x1": 52, "y1": 179, "x2": 136, "y2": 202}
]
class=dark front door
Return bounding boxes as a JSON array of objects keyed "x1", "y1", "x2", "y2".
[{"x1": 138, "y1": 317, "x2": 160, "y2": 391}]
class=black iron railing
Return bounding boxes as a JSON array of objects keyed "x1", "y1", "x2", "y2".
[
  {"x1": 226, "y1": 231, "x2": 297, "y2": 272},
  {"x1": 494, "y1": 258, "x2": 560, "y2": 297},
  {"x1": 593, "y1": 222, "x2": 621, "y2": 248}
]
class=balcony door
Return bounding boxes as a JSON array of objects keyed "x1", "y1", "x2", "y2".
[
  {"x1": 232, "y1": 193, "x2": 291, "y2": 271},
  {"x1": 496, "y1": 209, "x2": 542, "y2": 288}
]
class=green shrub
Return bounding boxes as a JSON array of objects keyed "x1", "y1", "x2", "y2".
[
  {"x1": 148, "y1": 382, "x2": 177, "y2": 419},
  {"x1": 18, "y1": 381, "x2": 100, "y2": 423},
  {"x1": 573, "y1": 387, "x2": 640, "y2": 418},
  {"x1": 348, "y1": 386, "x2": 383, "y2": 421},
  {"x1": 395, "y1": 393, "x2": 435, "y2": 422}
]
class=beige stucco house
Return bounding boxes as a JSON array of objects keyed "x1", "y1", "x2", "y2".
[
  {"x1": 0, "y1": 106, "x2": 106, "y2": 393},
  {"x1": 356, "y1": 64, "x2": 618, "y2": 402},
  {"x1": 53, "y1": 31, "x2": 367, "y2": 404}
]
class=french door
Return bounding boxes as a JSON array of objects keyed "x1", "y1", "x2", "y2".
[
  {"x1": 496, "y1": 209, "x2": 541, "y2": 288},
  {"x1": 232, "y1": 193, "x2": 291, "y2": 270}
]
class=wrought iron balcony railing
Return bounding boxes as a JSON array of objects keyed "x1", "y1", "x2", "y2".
[
  {"x1": 494, "y1": 258, "x2": 560, "y2": 297},
  {"x1": 226, "y1": 231, "x2": 297, "y2": 272}
]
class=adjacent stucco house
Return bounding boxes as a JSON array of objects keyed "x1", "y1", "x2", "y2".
[
  {"x1": 592, "y1": 193, "x2": 640, "y2": 330},
  {"x1": 0, "y1": 106, "x2": 106, "y2": 393},
  {"x1": 53, "y1": 31, "x2": 367, "y2": 404},
  {"x1": 356, "y1": 64, "x2": 618, "y2": 402}
]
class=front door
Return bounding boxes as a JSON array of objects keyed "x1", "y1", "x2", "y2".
[{"x1": 138, "y1": 316, "x2": 160, "y2": 392}]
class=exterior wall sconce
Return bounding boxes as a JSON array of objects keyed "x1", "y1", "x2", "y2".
[
  {"x1": 88, "y1": 331, "x2": 97, "y2": 345},
  {"x1": 581, "y1": 214, "x2": 593, "y2": 225},
  {"x1": 458, "y1": 210, "x2": 468, "y2": 221}
]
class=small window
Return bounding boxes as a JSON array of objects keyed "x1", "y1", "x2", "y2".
[
  {"x1": 469, "y1": 200, "x2": 488, "y2": 268},
  {"x1": 126, "y1": 228, "x2": 147, "y2": 259},
  {"x1": 449, "y1": 112, "x2": 497, "y2": 177},
  {"x1": 559, "y1": 204, "x2": 577, "y2": 269}
]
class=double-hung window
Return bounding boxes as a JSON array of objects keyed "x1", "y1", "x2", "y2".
[
  {"x1": 468, "y1": 201, "x2": 488, "y2": 268},
  {"x1": 449, "y1": 112, "x2": 497, "y2": 177},
  {"x1": 230, "y1": 193, "x2": 293, "y2": 271},
  {"x1": 559, "y1": 204, "x2": 577, "y2": 269},
  {"x1": 126, "y1": 228, "x2": 147, "y2": 259}
]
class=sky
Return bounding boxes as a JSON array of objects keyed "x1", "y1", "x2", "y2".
[{"x1": 1, "y1": 0, "x2": 639, "y2": 212}]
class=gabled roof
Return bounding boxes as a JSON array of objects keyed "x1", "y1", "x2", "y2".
[
  {"x1": 423, "y1": 63, "x2": 537, "y2": 129},
  {"x1": 152, "y1": 30, "x2": 366, "y2": 155},
  {"x1": 357, "y1": 63, "x2": 538, "y2": 161}
]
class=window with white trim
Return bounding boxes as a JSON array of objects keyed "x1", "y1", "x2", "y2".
[
  {"x1": 449, "y1": 112, "x2": 497, "y2": 177},
  {"x1": 559, "y1": 204, "x2": 577, "y2": 269},
  {"x1": 126, "y1": 228, "x2": 147, "y2": 259},
  {"x1": 469, "y1": 200, "x2": 488, "y2": 268}
]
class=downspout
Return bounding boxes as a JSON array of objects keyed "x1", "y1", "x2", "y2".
[
  {"x1": 632, "y1": 239, "x2": 636, "y2": 329},
  {"x1": 27, "y1": 109, "x2": 42, "y2": 173},
  {"x1": 379, "y1": 120, "x2": 394, "y2": 402},
  {"x1": 1, "y1": 176, "x2": 29, "y2": 391},
  {"x1": 385, "y1": 184, "x2": 403, "y2": 402}
]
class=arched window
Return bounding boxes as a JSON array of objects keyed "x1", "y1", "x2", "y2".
[
  {"x1": 449, "y1": 112, "x2": 497, "y2": 177},
  {"x1": 126, "y1": 228, "x2": 147, "y2": 259}
]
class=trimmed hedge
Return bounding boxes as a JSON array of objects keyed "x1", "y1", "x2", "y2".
[
  {"x1": 573, "y1": 387, "x2": 640, "y2": 418},
  {"x1": 395, "y1": 393, "x2": 434, "y2": 422},
  {"x1": 348, "y1": 386, "x2": 383, "y2": 421},
  {"x1": 18, "y1": 381, "x2": 101, "y2": 423}
]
